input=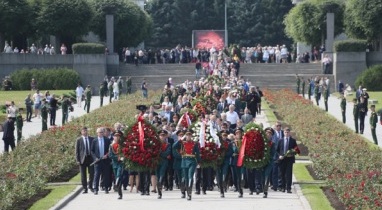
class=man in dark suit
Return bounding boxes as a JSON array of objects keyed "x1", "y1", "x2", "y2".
[
  {"x1": 75, "y1": 127, "x2": 94, "y2": 193},
  {"x1": 91, "y1": 127, "x2": 111, "y2": 195},
  {"x1": 276, "y1": 127, "x2": 297, "y2": 193},
  {"x1": 163, "y1": 131, "x2": 175, "y2": 191},
  {"x1": 2, "y1": 114, "x2": 15, "y2": 153}
]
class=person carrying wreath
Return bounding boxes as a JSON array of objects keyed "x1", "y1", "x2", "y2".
[
  {"x1": 231, "y1": 128, "x2": 244, "y2": 198},
  {"x1": 156, "y1": 130, "x2": 171, "y2": 199},
  {"x1": 172, "y1": 129, "x2": 186, "y2": 198},
  {"x1": 216, "y1": 130, "x2": 233, "y2": 198},
  {"x1": 262, "y1": 127, "x2": 276, "y2": 198},
  {"x1": 181, "y1": 129, "x2": 200, "y2": 201},
  {"x1": 109, "y1": 132, "x2": 124, "y2": 199}
]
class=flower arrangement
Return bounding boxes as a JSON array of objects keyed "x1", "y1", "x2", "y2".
[
  {"x1": 122, "y1": 117, "x2": 162, "y2": 172},
  {"x1": 192, "y1": 121, "x2": 220, "y2": 168},
  {"x1": 179, "y1": 108, "x2": 198, "y2": 127},
  {"x1": 193, "y1": 101, "x2": 206, "y2": 116},
  {"x1": 279, "y1": 146, "x2": 301, "y2": 160},
  {"x1": 241, "y1": 122, "x2": 271, "y2": 169}
]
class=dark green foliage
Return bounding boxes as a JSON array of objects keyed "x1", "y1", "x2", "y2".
[
  {"x1": 10, "y1": 68, "x2": 81, "y2": 90},
  {"x1": 72, "y1": 43, "x2": 105, "y2": 54},
  {"x1": 90, "y1": 0, "x2": 152, "y2": 49},
  {"x1": 147, "y1": 0, "x2": 293, "y2": 48},
  {"x1": 345, "y1": 0, "x2": 382, "y2": 43},
  {"x1": 334, "y1": 40, "x2": 367, "y2": 52},
  {"x1": 355, "y1": 65, "x2": 382, "y2": 91},
  {"x1": 284, "y1": 0, "x2": 345, "y2": 47}
]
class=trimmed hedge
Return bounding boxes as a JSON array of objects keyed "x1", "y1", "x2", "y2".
[
  {"x1": 72, "y1": 43, "x2": 105, "y2": 54},
  {"x1": 355, "y1": 65, "x2": 382, "y2": 91},
  {"x1": 334, "y1": 40, "x2": 367, "y2": 52},
  {"x1": 10, "y1": 68, "x2": 81, "y2": 90}
]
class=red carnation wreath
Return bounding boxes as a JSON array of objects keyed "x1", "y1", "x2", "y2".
[
  {"x1": 238, "y1": 122, "x2": 271, "y2": 169},
  {"x1": 122, "y1": 116, "x2": 162, "y2": 172}
]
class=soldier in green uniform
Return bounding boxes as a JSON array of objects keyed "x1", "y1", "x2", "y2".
[
  {"x1": 307, "y1": 79, "x2": 312, "y2": 100},
  {"x1": 340, "y1": 95, "x2": 346, "y2": 123},
  {"x1": 370, "y1": 105, "x2": 378, "y2": 145},
  {"x1": 109, "y1": 132, "x2": 124, "y2": 199},
  {"x1": 172, "y1": 130, "x2": 186, "y2": 198},
  {"x1": 322, "y1": 84, "x2": 329, "y2": 112},
  {"x1": 41, "y1": 99, "x2": 48, "y2": 131},
  {"x1": 99, "y1": 83, "x2": 105, "y2": 107},
  {"x1": 314, "y1": 82, "x2": 320, "y2": 106},
  {"x1": 61, "y1": 96, "x2": 69, "y2": 125},
  {"x1": 126, "y1": 76, "x2": 132, "y2": 95},
  {"x1": 301, "y1": 78, "x2": 305, "y2": 98},
  {"x1": 157, "y1": 130, "x2": 171, "y2": 199},
  {"x1": 231, "y1": 128, "x2": 244, "y2": 198},
  {"x1": 84, "y1": 85, "x2": 92, "y2": 113},
  {"x1": 216, "y1": 130, "x2": 233, "y2": 198},
  {"x1": 181, "y1": 129, "x2": 201, "y2": 201},
  {"x1": 353, "y1": 98, "x2": 359, "y2": 133},
  {"x1": 296, "y1": 74, "x2": 300, "y2": 94},
  {"x1": 16, "y1": 111, "x2": 23, "y2": 141}
]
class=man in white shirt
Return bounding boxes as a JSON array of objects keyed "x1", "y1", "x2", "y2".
[
  {"x1": 225, "y1": 105, "x2": 239, "y2": 131},
  {"x1": 75, "y1": 83, "x2": 84, "y2": 107}
]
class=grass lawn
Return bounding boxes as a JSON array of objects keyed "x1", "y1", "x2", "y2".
[
  {"x1": 294, "y1": 163, "x2": 333, "y2": 210},
  {"x1": 261, "y1": 100, "x2": 278, "y2": 124},
  {"x1": 0, "y1": 90, "x2": 74, "y2": 109},
  {"x1": 29, "y1": 173, "x2": 81, "y2": 210},
  {"x1": 332, "y1": 91, "x2": 382, "y2": 112}
]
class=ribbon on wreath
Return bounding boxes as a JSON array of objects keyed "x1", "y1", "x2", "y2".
[
  {"x1": 237, "y1": 135, "x2": 247, "y2": 167},
  {"x1": 138, "y1": 115, "x2": 145, "y2": 151},
  {"x1": 199, "y1": 120, "x2": 206, "y2": 148},
  {"x1": 177, "y1": 112, "x2": 192, "y2": 128}
]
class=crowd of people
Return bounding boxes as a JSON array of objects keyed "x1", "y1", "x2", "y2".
[
  {"x1": 74, "y1": 66, "x2": 302, "y2": 202},
  {"x1": 3, "y1": 42, "x2": 68, "y2": 55}
]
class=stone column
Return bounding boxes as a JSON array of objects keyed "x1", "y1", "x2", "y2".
[
  {"x1": 326, "y1": 13, "x2": 334, "y2": 52},
  {"x1": 106, "y1": 14, "x2": 114, "y2": 53}
]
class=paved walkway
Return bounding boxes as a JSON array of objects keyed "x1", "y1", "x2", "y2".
[
  {"x1": 0, "y1": 97, "x2": 110, "y2": 154},
  {"x1": 55, "y1": 111, "x2": 311, "y2": 210},
  {"x1": 307, "y1": 94, "x2": 381, "y2": 146}
]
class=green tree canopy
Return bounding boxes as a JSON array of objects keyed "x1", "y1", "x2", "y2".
[
  {"x1": 37, "y1": 0, "x2": 92, "y2": 49},
  {"x1": 284, "y1": 0, "x2": 344, "y2": 47},
  {"x1": 0, "y1": 0, "x2": 32, "y2": 49},
  {"x1": 90, "y1": 0, "x2": 152, "y2": 49},
  {"x1": 344, "y1": 0, "x2": 382, "y2": 48}
]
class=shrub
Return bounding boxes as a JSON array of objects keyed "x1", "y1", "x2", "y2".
[
  {"x1": 10, "y1": 68, "x2": 81, "y2": 90},
  {"x1": 334, "y1": 40, "x2": 368, "y2": 52},
  {"x1": 355, "y1": 65, "x2": 382, "y2": 91},
  {"x1": 72, "y1": 43, "x2": 105, "y2": 54}
]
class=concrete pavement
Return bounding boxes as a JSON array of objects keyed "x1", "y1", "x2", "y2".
[
  {"x1": 0, "y1": 96, "x2": 110, "y2": 154},
  {"x1": 307, "y1": 94, "x2": 382, "y2": 146}
]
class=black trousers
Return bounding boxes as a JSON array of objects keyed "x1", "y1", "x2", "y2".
[
  {"x1": 139, "y1": 171, "x2": 151, "y2": 193},
  {"x1": 164, "y1": 161, "x2": 174, "y2": 190},
  {"x1": 359, "y1": 112, "x2": 366, "y2": 133},
  {"x1": 195, "y1": 167, "x2": 213, "y2": 192},
  {"x1": 26, "y1": 105, "x2": 32, "y2": 121},
  {"x1": 3, "y1": 139, "x2": 15, "y2": 153},
  {"x1": 80, "y1": 155, "x2": 94, "y2": 190},
  {"x1": 50, "y1": 107, "x2": 56, "y2": 125},
  {"x1": 93, "y1": 160, "x2": 111, "y2": 191},
  {"x1": 279, "y1": 158, "x2": 294, "y2": 191},
  {"x1": 354, "y1": 117, "x2": 359, "y2": 133}
]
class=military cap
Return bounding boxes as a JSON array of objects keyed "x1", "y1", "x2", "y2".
[
  {"x1": 136, "y1": 105, "x2": 148, "y2": 112},
  {"x1": 158, "y1": 130, "x2": 168, "y2": 135},
  {"x1": 264, "y1": 127, "x2": 275, "y2": 135},
  {"x1": 176, "y1": 129, "x2": 186, "y2": 135},
  {"x1": 185, "y1": 129, "x2": 194, "y2": 135},
  {"x1": 220, "y1": 130, "x2": 229, "y2": 136}
]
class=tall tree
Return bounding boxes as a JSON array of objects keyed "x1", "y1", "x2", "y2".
[
  {"x1": 90, "y1": 0, "x2": 152, "y2": 49},
  {"x1": 37, "y1": 0, "x2": 93, "y2": 51},
  {"x1": 344, "y1": 0, "x2": 382, "y2": 50},
  {"x1": 284, "y1": 0, "x2": 344, "y2": 47},
  {"x1": 0, "y1": 0, "x2": 33, "y2": 50}
]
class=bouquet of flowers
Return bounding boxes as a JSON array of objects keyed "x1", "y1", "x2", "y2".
[
  {"x1": 122, "y1": 116, "x2": 162, "y2": 172},
  {"x1": 179, "y1": 108, "x2": 198, "y2": 128},
  {"x1": 279, "y1": 146, "x2": 300, "y2": 160},
  {"x1": 192, "y1": 101, "x2": 206, "y2": 116},
  {"x1": 192, "y1": 121, "x2": 220, "y2": 169},
  {"x1": 240, "y1": 122, "x2": 271, "y2": 169}
]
